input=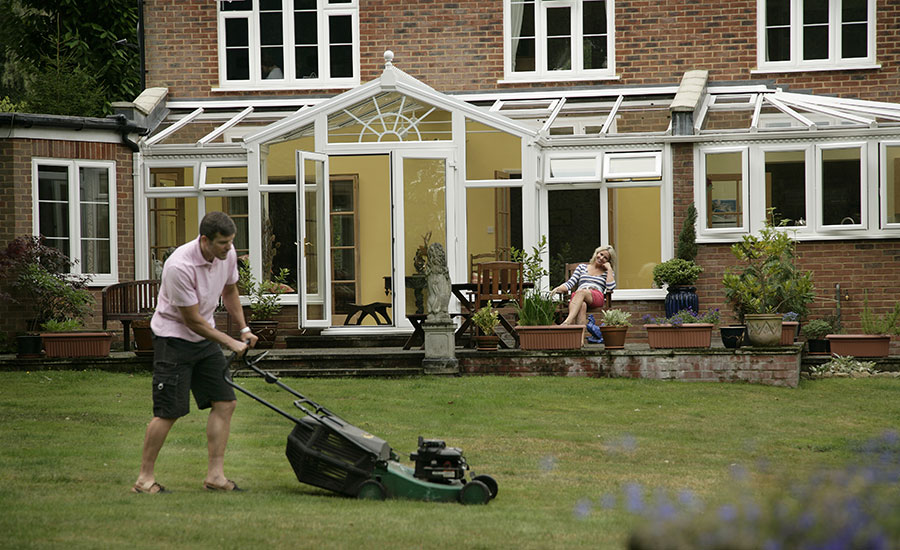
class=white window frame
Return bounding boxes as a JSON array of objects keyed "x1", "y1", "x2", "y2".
[
  {"x1": 216, "y1": 0, "x2": 360, "y2": 91},
  {"x1": 32, "y1": 159, "x2": 118, "y2": 286},
  {"x1": 697, "y1": 146, "x2": 751, "y2": 238},
  {"x1": 544, "y1": 152, "x2": 601, "y2": 183},
  {"x1": 755, "y1": 0, "x2": 878, "y2": 73},
  {"x1": 503, "y1": 0, "x2": 617, "y2": 83},
  {"x1": 815, "y1": 141, "x2": 867, "y2": 232},
  {"x1": 144, "y1": 161, "x2": 200, "y2": 193},
  {"x1": 753, "y1": 143, "x2": 814, "y2": 234},
  {"x1": 879, "y1": 141, "x2": 900, "y2": 230},
  {"x1": 603, "y1": 151, "x2": 662, "y2": 182},
  {"x1": 199, "y1": 162, "x2": 249, "y2": 190}
]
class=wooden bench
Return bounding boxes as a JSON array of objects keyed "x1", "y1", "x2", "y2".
[
  {"x1": 343, "y1": 302, "x2": 393, "y2": 326},
  {"x1": 102, "y1": 280, "x2": 160, "y2": 351}
]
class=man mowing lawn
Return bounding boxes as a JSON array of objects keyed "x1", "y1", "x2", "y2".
[{"x1": 132, "y1": 211, "x2": 258, "y2": 494}]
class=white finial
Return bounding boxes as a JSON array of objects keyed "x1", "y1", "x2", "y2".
[{"x1": 384, "y1": 50, "x2": 394, "y2": 68}]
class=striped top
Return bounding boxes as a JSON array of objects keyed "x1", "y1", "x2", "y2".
[{"x1": 563, "y1": 263, "x2": 616, "y2": 294}]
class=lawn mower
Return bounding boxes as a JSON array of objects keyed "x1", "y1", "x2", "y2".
[{"x1": 225, "y1": 351, "x2": 498, "y2": 504}]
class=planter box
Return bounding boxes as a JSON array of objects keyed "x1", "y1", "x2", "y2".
[
  {"x1": 826, "y1": 334, "x2": 891, "y2": 358},
  {"x1": 780, "y1": 321, "x2": 799, "y2": 346},
  {"x1": 40, "y1": 332, "x2": 112, "y2": 358},
  {"x1": 646, "y1": 324, "x2": 713, "y2": 349},
  {"x1": 517, "y1": 325, "x2": 584, "y2": 350}
]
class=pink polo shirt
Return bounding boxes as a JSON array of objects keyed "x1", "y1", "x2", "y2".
[{"x1": 150, "y1": 237, "x2": 239, "y2": 342}]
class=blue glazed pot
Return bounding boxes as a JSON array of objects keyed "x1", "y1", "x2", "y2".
[{"x1": 664, "y1": 285, "x2": 699, "y2": 318}]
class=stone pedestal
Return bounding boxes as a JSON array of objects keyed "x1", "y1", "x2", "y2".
[{"x1": 422, "y1": 321, "x2": 458, "y2": 374}]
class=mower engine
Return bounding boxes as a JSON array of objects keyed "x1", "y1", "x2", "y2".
[{"x1": 409, "y1": 436, "x2": 468, "y2": 482}]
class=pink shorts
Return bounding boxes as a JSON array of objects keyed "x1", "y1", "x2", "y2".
[{"x1": 584, "y1": 289, "x2": 605, "y2": 307}]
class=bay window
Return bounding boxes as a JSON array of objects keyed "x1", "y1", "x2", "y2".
[{"x1": 33, "y1": 160, "x2": 117, "y2": 285}]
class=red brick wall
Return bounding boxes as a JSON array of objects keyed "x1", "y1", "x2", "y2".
[
  {"x1": 145, "y1": 0, "x2": 900, "y2": 103},
  {"x1": 0, "y1": 138, "x2": 135, "y2": 342}
]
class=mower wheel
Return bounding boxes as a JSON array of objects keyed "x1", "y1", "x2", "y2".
[
  {"x1": 356, "y1": 479, "x2": 387, "y2": 501},
  {"x1": 458, "y1": 479, "x2": 490, "y2": 505},
  {"x1": 473, "y1": 475, "x2": 498, "y2": 500}
]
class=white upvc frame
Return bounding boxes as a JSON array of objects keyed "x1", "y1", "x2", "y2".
[
  {"x1": 755, "y1": 0, "x2": 878, "y2": 73},
  {"x1": 216, "y1": 0, "x2": 360, "y2": 91},
  {"x1": 503, "y1": 0, "x2": 616, "y2": 83},
  {"x1": 815, "y1": 141, "x2": 867, "y2": 232},
  {"x1": 696, "y1": 145, "x2": 751, "y2": 237},
  {"x1": 199, "y1": 161, "x2": 249, "y2": 190},
  {"x1": 879, "y1": 141, "x2": 900, "y2": 229},
  {"x1": 603, "y1": 151, "x2": 662, "y2": 181},
  {"x1": 752, "y1": 143, "x2": 814, "y2": 235},
  {"x1": 143, "y1": 160, "x2": 200, "y2": 193},
  {"x1": 544, "y1": 152, "x2": 601, "y2": 183},
  {"x1": 31, "y1": 158, "x2": 118, "y2": 286}
]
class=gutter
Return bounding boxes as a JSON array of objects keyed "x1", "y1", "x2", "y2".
[{"x1": 0, "y1": 112, "x2": 148, "y2": 151}]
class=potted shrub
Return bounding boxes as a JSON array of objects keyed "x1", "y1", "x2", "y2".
[
  {"x1": 471, "y1": 305, "x2": 500, "y2": 351},
  {"x1": 239, "y1": 262, "x2": 291, "y2": 349},
  {"x1": 654, "y1": 204, "x2": 703, "y2": 317},
  {"x1": 827, "y1": 292, "x2": 900, "y2": 358},
  {"x1": 803, "y1": 318, "x2": 833, "y2": 355},
  {"x1": 513, "y1": 237, "x2": 584, "y2": 350},
  {"x1": 40, "y1": 318, "x2": 112, "y2": 358},
  {"x1": 781, "y1": 311, "x2": 800, "y2": 345},
  {"x1": 597, "y1": 309, "x2": 631, "y2": 350},
  {"x1": 643, "y1": 308, "x2": 720, "y2": 349},
  {"x1": 722, "y1": 220, "x2": 814, "y2": 346}
]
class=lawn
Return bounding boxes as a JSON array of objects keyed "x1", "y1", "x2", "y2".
[{"x1": 0, "y1": 370, "x2": 897, "y2": 549}]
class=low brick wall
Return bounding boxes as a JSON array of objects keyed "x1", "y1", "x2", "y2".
[{"x1": 459, "y1": 346, "x2": 803, "y2": 388}]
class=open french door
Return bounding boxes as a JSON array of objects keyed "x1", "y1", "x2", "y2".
[{"x1": 296, "y1": 151, "x2": 331, "y2": 328}]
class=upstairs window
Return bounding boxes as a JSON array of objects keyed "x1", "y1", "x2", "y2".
[
  {"x1": 218, "y1": 0, "x2": 358, "y2": 89},
  {"x1": 505, "y1": 0, "x2": 615, "y2": 81},
  {"x1": 758, "y1": 0, "x2": 876, "y2": 72}
]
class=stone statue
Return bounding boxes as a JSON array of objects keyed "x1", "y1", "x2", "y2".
[{"x1": 425, "y1": 242, "x2": 451, "y2": 324}]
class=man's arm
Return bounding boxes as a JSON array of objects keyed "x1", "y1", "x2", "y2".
[
  {"x1": 177, "y1": 285, "x2": 256, "y2": 355},
  {"x1": 222, "y1": 283, "x2": 258, "y2": 349}
]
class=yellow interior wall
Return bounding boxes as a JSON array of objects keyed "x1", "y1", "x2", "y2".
[
  {"x1": 266, "y1": 136, "x2": 316, "y2": 179},
  {"x1": 206, "y1": 166, "x2": 247, "y2": 184},
  {"x1": 611, "y1": 187, "x2": 661, "y2": 289},
  {"x1": 466, "y1": 187, "x2": 497, "y2": 271},
  {"x1": 330, "y1": 155, "x2": 392, "y2": 304},
  {"x1": 465, "y1": 120, "x2": 522, "y2": 180}
]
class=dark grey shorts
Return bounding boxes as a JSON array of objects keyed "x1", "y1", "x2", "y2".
[{"x1": 151, "y1": 336, "x2": 236, "y2": 419}]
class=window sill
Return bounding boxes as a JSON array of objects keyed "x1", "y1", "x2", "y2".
[
  {"x1": 498, "y1": 74, "x2": 620, "y2": 85},
  {"x1": 212, "y1": 82, "x2": 358, "y2": 92},
  {"x1": 751, "y1": 63, "x2": 881, "y2": 75}
]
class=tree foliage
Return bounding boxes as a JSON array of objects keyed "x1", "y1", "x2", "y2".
[{"x1": 0, "y1": 0, "x2": 140, "y2": 115}]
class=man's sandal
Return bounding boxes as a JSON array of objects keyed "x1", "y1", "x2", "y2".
[
  {"x1": 203, "y1": 479, "x2": 244, "y2": 492},
  {"x1": 132, "y1": 481, "x2": 167, "y2": 494}
]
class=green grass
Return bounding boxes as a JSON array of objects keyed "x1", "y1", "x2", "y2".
[{"x1": 0, "y1": 371, "x2": 897, "y2": 549}]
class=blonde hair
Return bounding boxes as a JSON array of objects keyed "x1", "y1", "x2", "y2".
[{"x1": 590, "y1": 245, "x2": 616, "y2": 269}]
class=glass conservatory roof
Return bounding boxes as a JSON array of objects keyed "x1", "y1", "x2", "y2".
[{"x1": 143, "y1": 83, "x2": 900, "y2": 151}]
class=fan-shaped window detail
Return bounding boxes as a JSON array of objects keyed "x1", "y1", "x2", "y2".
[{"x1": 327, "y1": 92, "x2": 451, "y2": 143}]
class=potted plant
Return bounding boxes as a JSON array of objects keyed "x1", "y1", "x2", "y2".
[
  {"x1": 719, "y1": 322, "x2": 746, "y2": 349},
  {"x1": 513, "y1": 237, "x2": 584, "y2": 350},
  {"x1": 597, "y1": 309, "x2": 631, "y2": 350},
  {"x1": 239, "y1": 261, "x2": 291, "y2": 349},
  {"x1": 780, "y1": 311, "x2": 800, "y2": 345},
  {"x1": 643, "y1": 308, "x2": 720, "y2": 349},
  {"x1": 827, "y1": 292, "x2": 900, "y2": 358},
  {"x1": 40, "y1": 318, "x2": 112, "y2": 358},
  {"x1": 722, "y1": 219, "x2": 814, "y2": 346},
  {"x1": 0, "y1": 236, "x2": 102, "y2": 358},
  {"x1": 802, "y1": 318, "x2": 833, "y2": 355},
  {"x1": 471, "y1": 305, "x2": 500, "y2": 351},
  {"x1": 654, "y1": 204, "x2": 703, "y2": 317},
  {"x1": 131, "y1": 308, "x2": 155, "y2": 356}
]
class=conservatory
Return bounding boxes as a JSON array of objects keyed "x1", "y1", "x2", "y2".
[{"x1": 133, "y1": 57, "x2": 900, "y2": 333}]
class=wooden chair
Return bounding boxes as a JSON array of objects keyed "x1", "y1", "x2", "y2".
[
  {"x1": 469, "y1": 251, "x2": 496, "y2": 282},
  {"x1": 558, "y1": 262, "x2": 613, "y2": 322},
  {"x1": 473, "y1": 261, "x2": 525, "y2": 347}
]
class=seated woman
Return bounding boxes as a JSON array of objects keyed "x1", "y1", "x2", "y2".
[{"x1": 552, "y1": 245, "x2": 617, "y2": 326}]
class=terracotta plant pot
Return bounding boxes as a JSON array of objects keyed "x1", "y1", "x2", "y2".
[
  {"x1": 516, "y1": 325, "x2": 584, "y2": 350},
  {"x1": 826, "y1": 334, "x2": 891, "y2": 358},
  {"x1": 780, "y1": 321, "x2": 799, "y2": 345},
  {"x1": 598, "y1": 326, "x2": 628, "y2": 349},
  {"x1": 132, "y1": 320, "x2": 154, "y2": 356},
  {"x1": 645, "y1": 324, "x2": 713, "y2": 349},
  {"x1": 40, "y1": 332, "x2": 112, "y2": 358},
  {"x1": 744, "y1": 314, "x2": 783, "y2": 347}
]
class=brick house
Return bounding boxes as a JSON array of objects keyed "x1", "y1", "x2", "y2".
[{"x1": 4, "y1": 0, "x2": 900, "y2": 348}]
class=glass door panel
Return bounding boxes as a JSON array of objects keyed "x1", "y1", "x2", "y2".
[{"x1": 297, "y1": 152, "x2": 329, "y2": 327}]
